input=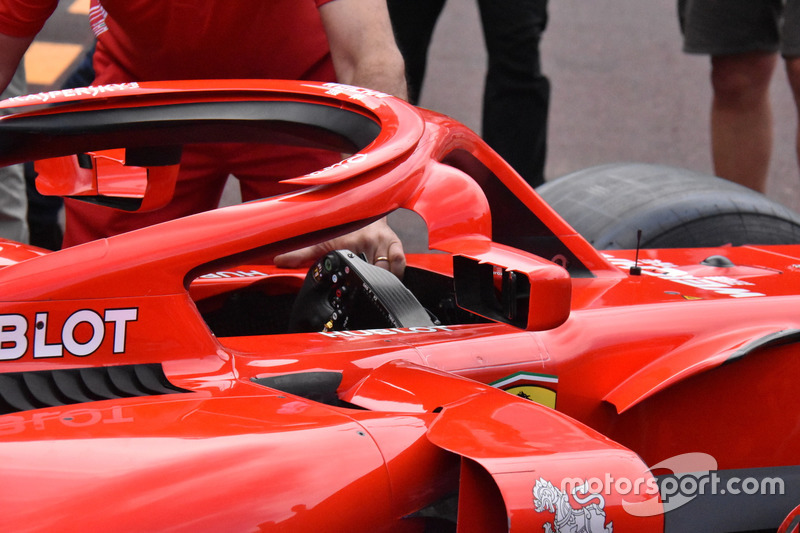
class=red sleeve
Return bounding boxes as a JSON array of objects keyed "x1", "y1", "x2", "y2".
[
  {"x1": 0, "y1": 0, "x2": 58, "y2": 38},
  {"x1": 315, "y1": 0, "x2": 337, "y2": 7}
]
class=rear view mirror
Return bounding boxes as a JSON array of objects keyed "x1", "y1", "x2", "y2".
[
  {"x1": 34, "y1": 145, "x2": 181, "y2": 212},
  {"x1": 453, "y1": 246, "x2": 571, "y2": 331}
]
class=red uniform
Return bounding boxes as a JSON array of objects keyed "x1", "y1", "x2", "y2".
[{"x1": 0, "y1": 0, "x2": 342, "y2": 246}]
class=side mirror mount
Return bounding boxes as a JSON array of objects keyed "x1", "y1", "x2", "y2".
[
  {"x1": 34, "y1": 145, "x2": 181, "y2": 212},
  {"x1": 453, "y1": 245, "x2": 571, "y2": 331}
]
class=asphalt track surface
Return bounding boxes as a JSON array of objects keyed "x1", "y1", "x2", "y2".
[
  {"x1": 422, "y1": 1, "x2": 800, "y2": 213},
  {"x1": 30, "y1": 0, "x2": 800, "y2": 219}
]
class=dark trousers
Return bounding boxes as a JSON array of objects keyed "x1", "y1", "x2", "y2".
[{"x1": 388, "y1": 0, "x2": 550, "y2": 187}]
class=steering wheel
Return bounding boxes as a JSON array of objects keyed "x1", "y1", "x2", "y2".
[{"x1": 288, "y1": 250, "x2": 434, "y2": 333}]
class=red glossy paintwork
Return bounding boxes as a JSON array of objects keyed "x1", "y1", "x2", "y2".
[
  {"x1": 780, "y1": 504, "x2": 800, "y2": 533},
  {"x1": 0, "y1": 80, "x2": 798, "y2": 531},
  {"x1": 36, "y1": 149, "x2": 180, "y2": 212}
]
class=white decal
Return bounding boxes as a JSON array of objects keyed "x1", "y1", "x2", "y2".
[
  {"x1": 0, "y1": 314, "x2": 28, "y2": 360},
  {"x1": 304, "y1": 153, "x2": 368, "y2": 178},
  {"x1": 104, "y1": 308, "x2": 138, "y2": 353},
  {"x1": 0, "y1": 308, "x2": 138, "y2": 361},
  {"x1": 319, "y1": 325, "x2": 453, "y2": 338},
  {"x1": 34, "y1": 313, "x2": 62, "y2": 358},
  {"x1": 604, "y1": 255, "x2": 765, "y2": 298},
  {"x1": 317, "y1": 82, "x2": 391, "y2": 101},
  {"x1": 0, "y1": 83, "x2": 140, "y2": 107},
  {"x1": 534, "y1": 478, "x2": 613, "y2": 533},
  {"x1": 199, "y1": 270, "x2": 267, "y2": 279},
  {"x1": 63, "y1": 310, "x2": 105, "y2": 356}
]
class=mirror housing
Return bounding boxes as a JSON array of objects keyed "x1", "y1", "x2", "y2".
[
  {"x1": 34, "y1": 146, "x2": 181, "y2": 212},
  {"x1": 453, "y1": 245, "x2": 571, "y2": 331}
]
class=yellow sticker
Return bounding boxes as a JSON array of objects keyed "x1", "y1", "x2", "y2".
[{"x1": 505, "y1": 385, "x2": 557, "y2": 409}]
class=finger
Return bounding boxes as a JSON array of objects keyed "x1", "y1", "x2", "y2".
[
  {"x1": 386, "y1": 239, "x2": 405, "y2": 279},
  {"x1": 274, "y1": 244, "x2": 323, "y2": 268}
]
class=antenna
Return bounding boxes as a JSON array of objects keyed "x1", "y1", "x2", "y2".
[{"x1": 629, "y1": 229, "x2": 642, "y2": 276}]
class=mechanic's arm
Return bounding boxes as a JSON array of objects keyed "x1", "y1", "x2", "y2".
[
  {"x1": 0, "y1": 33, "x2": 32, "y2": 94},
  {"x1": 276, "y1": 0, "x2": 408, "y2": 277},
  {"x1": 318, "y1": 0, "x2": 408, "y2": 100}
]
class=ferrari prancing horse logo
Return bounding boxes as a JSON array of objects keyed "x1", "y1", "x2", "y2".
[{"x1": 491, "y1": 372, "x2": 558, "y2": 408}]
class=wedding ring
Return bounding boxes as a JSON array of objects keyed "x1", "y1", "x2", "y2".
[{"x1": 374, "y1": 256, "x2": 389, "y2": 264}]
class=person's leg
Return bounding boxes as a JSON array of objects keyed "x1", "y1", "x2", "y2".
[
  {"x1": 782, "y1": 0, "x2": 800, "y2": 183},
  {"x1": 386, "y1": 0, "x2": 446, "y2": 105},
  {"x1": 785, "y1": 57, "x2": 800, "y2": 180},
  {"x1": 0, "y1": 64, "x2": 29, "y2": 243},
  {"x1": 0, "y1": 162, "x2": 28, "y2": 243},
  {"x1": 477, "y1": 0, "x2": 549, "y2": 188},
  {"x1": 679, "y1": 0, "x2": 783, "y2": 192},
  {"x1": 710, "y1": 52, "x2": 777, "y2": 192}
]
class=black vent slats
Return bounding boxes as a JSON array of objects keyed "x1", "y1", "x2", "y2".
[
  {"x1": 23, "y1": 371, "x2": 65, "y2": 408},
  {"x1": 0, "y1": 373, "x2": 37, "y2": 413},
  {"x1": 134, "y1": 363, "x2": 181, "y2": 395},
  {"x1": 80, "y1": 367, "x2": 120, "y2": 399},
  {"x1": 0, "y1": 364, "x2": 192, "y2": 415},
  {"x1": 52, "y1": 369, "x2": 96, "y2": 404},
  {"x1": 108, "y1": 365, "x2": 150, "y2": 396}
]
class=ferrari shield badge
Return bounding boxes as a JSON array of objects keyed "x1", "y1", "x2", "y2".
[{"x1": 491, "y1": 372, "x2": 557, "y2": 408}]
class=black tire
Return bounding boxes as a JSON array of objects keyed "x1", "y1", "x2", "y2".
[{"x1": 535, "y1": 163, "x2": 800, "y2": 249}]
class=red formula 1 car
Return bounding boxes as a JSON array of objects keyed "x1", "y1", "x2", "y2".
[{"x1": 0, "y1": 80, "x2": 798, "y2": 532}]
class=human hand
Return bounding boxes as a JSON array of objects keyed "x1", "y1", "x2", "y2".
[{"x1": 274, "y1": 217, "x2": 406, "y2": 278}]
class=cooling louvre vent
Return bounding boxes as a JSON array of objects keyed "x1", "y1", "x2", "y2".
[{"x1": 0, "y1": 364, "x2": 192, "y2": 415}]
